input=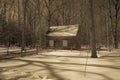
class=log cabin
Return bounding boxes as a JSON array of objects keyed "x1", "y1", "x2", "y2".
[{"x1": 46, "y1": 24, "x2": 80, "y2": 50}]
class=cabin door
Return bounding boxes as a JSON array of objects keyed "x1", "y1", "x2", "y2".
[{"x1": 55, "y1": 40, "x2": 61, "y2": 49}]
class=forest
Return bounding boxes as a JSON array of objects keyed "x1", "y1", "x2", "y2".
[
  {"x1": 0, "y1": 0, "x2": 120, "y2": 80},
  {"x1": 0, "y1": 0, "x2": 120, "y2": 58}
]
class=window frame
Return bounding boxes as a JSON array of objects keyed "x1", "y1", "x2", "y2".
[
  {"x1": 62, "y1": 40, "x2": 68, "y2": 47},
  {"x1": 49, "y1": 40, "x2": 54, "y2": 47}
]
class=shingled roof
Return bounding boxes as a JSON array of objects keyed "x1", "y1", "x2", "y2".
[{"x1": 47, "y1": 24, "x2": 79, "y2": 37}]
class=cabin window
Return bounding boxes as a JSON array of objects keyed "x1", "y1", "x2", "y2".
[
  {"x1": 63, "y1": 40, "x2": 68, "y2": 47},
  {"x1": 49, "y1": 40, "x2": 54, "y2": 47}
]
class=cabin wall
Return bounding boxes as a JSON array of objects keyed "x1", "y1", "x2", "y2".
[{"x1": 46, "y1": 36, "x2": 79, "y2": 49}]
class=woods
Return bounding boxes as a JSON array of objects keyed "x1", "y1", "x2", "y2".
[{"x1": 0, "y1": 0, "x2": 120, "y2": 58}]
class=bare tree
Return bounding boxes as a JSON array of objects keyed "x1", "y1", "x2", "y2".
[
  {"x1": 113, "y1": 0, "x2": 120, "y2": 48},
  {"x1": 89, "y1": 0, "x2": 97, "y2": 58},
  {"x1": 21, "y1": 0, "x2": 28, "y2": 54}
]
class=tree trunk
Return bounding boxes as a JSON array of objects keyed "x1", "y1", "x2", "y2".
[
  {"x1": 114, "y1": 13, "x2": 118, "y2": 48},
  {"x1": 113, "y1": 0, "x2": 120, "y2": 48},
  {"x1": 89, "y1": 0, "x2": 97, "y2": 58},
  {"x1": 21, "y1": 0, "x2": 28, "y2": 54},
  {"x1": 114, "y1": 28, "x2": 118, "y2": 48},
  {"x1": 108, "y1": 0, "x2": 114, "y2": 49}
]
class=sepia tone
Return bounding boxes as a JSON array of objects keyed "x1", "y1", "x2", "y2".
[{"x1": 0, "y1": 0, "x2": 120, "y2": 80}]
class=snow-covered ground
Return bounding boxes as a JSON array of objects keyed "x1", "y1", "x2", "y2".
[{"x1": 0, "y1": 49, "x2": 120, "y2": 80}]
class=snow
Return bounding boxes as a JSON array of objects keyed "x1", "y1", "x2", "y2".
[
  {"x1": 0, "y1": 49, "x2": 120, "y2": 80},
  {"x1": 47, "y1": 24, "x2": 79, "y2": 37}
]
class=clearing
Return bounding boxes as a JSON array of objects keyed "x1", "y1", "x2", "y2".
[{"x1": 0, "y1": 49, "x2": 120, "y2": 80}]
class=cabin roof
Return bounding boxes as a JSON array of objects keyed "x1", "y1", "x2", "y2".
[{"x1": 46, "y1": 24, "x2": 79, "y2": 37}]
